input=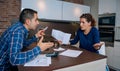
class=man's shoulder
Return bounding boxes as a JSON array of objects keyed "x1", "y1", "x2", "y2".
[{"x1": 9, "y1": 22, "x2": 24, "y2": 33}]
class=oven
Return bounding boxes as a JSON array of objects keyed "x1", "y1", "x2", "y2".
[{"x1": 98, "y1": 13, "x2": 116, "y2": 47}]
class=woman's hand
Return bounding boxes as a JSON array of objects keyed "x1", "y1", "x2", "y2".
[
  {"x1": 93, "y1": 42, "x2": 104, "y2": 50},
  {"x1": 57, "y1": 40, "x2": 62, "y2": 45}
]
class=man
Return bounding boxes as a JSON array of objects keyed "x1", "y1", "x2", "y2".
[{"x1": 0, "y1": 8, "x2": 54, "y2": 71}]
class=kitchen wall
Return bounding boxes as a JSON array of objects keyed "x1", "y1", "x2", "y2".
[
  {"x1": 83, "y1": 0, "x2": 99, "y2": 28},
  {"x1": 0, "y1": 0, "x2": 21, "y2": 35},
  {"x1": 99, "y1": 0, "x2": 116, "y2": 14}
]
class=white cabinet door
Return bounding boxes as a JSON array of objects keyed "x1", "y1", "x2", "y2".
[
  {"x1": 22, "y1": 0, "x2": 62, "y2": 20},
  {"x1": 22, "y1": 0, "x2": 90, "y2": 21},
  {"x1": 62, "y1": 1, "x2": 90, "y2": 21}
]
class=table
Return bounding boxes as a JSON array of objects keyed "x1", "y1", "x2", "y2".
[{"x1": 18, "y1": 44, "x2": 107, "y2": 71}]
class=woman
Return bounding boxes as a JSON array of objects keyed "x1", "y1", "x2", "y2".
[{"x1": 70, "y1": 13, "x2": 103, "y2": 53}]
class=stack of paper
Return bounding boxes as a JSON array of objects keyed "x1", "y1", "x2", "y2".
[
  {"x1": 52, "y1": 29, "x2": 71, "y2": 44},
  {"x1": 24, "y1": 55, "x2": 51, "y2": 66},
  {"x1": 60, "y1": 49, "x2": 83, "y2": 57}
]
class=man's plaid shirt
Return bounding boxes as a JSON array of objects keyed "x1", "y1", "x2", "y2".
[{"x1": 0, "y1": 22, "x2": 41, "y2": 71}]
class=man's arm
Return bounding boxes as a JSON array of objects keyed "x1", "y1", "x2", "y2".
[
  {"x1": 8, "y1": 31, "x2": 41, "y2": 65},
  {"x1": 23, "y1": 35, "x2": 38, "y2": 47}
]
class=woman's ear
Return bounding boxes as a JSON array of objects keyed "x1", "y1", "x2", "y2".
[{"x1": 88, "y1": 21, "x2": 91, "y2": 26}]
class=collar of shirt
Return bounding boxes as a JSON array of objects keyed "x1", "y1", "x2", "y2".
[
  {"x1": 18, "y1": 22, "x2": 28, "y2": 34},
  {"x1": 18, "y1": 22, "x2": 29, "y2": 38}
]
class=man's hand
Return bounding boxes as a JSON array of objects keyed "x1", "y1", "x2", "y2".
[
  {"x1": 35, "y1": 30, "x2": 45, "y2": 38},
  {"x1": 37, "y1": 36, "x2": 54, "y2": 51}
]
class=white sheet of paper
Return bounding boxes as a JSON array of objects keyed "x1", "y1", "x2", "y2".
[
  {"x1": 62, "y1": 33, "x2": 71, "y2": 44},
  {"x1": 24, "y1": 55, "x2": 51, "y2": 66},
  {"x1": 54, "y1": 47, "x2": 65, "y2": 51},
  {"x1": 60, "y1": 49, "x2": 83, "y2": 57},
  {"x1": 52, "y1": 29, "x2": 71, "y2": 44}
]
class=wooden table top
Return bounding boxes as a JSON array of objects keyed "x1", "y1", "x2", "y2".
[{"x1": 18, "y1": 44, "x2": 107, "y2": 71}]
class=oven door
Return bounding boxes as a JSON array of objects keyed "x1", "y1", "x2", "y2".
[
  {"x1": 99, "y1": 26, "x2": 114, "y2": 47},
  {"x1": 99, "y1": 16, "x2": 115, "y2": 26}
]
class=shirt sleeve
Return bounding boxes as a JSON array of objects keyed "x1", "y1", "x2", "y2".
[
  {"x1": 70, "y1": 30, "x2": 79, "y2": 45},
  {"x1": 93, "y1": 28, "x2": 100, "y2": 44},
  {"x1": 23, "y1": 35, "x2": 38, "y2": 47},
  {"x1": 8, "y1": 31, "x2": 41, "y2": 65}
]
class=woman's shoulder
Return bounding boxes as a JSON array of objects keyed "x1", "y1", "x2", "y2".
[
  {"x1": 91, "y1": 27, "x2": 99, "y2": 35},
  {"x1": 77, "y1": 28, "x2": 83, "y2": 33},
  {"x1": 91, "y1": 27, "x2": 99, "y2": 31}
]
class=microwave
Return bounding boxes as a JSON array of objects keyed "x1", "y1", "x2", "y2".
[{"x1": 99, "y1": 13, "x2": 116, "y2": 26}]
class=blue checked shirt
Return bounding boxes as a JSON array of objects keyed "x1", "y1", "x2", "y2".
[{"x1": 0, "y1": 22, "x2": 41, "y2": 71}]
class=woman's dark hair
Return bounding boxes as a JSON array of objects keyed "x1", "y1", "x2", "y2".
[
  {"x1": 80, "y1": 13, "x2": 96, "y2": 26},
  {"x1": 19, "y1": 8, "x2": 37, "y2": 24}
]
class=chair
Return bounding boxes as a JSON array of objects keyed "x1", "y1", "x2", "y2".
[
  {"x1": 98, "y1": 42, "x2": 109, "y2": 71},
  {"x1": 98, "y1": 42, "x2": 106, "y2": 55}
]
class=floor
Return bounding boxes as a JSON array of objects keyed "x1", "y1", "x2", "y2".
[{"x1": 109, "y1": 67, "x2": 116, "y2": 71}]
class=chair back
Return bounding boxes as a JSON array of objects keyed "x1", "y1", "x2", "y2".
[{"x1": 98, "y1": 42, "x2": 106, "y2": 55}]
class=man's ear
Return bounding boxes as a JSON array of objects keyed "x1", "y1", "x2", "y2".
[{"x1": 25, "y1": 19, "x2": 30, "y2": 25}]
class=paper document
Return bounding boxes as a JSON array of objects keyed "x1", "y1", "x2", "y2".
[
  {"x1": 52, "y1": 29, "x2": 71, "y2": 44},
  {"x1": 60, "y1": 49, "x2": 83, "y2": 57},
  {"x1": 54, "y1": 47, "x2": 65, "y2": 51},
  {"x1": 24, "y1": 55, "x2": 51, "y2": 66}
]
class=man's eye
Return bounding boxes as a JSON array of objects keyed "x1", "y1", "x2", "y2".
[{"x1": 36, "y1": 18, "x2": 39, "y2": 21}]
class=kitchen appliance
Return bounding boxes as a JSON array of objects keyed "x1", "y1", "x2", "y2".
[
  {"x1": 99, "y1": 13, "x2": 115, "y2": 26},
  {"x1": 98, "y1": 13, "x2": 116, "y2": 46}
]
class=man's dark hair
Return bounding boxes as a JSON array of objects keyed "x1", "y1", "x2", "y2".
[{"x1": 19, "y1": 8, "x2": 37, "y2": 24}]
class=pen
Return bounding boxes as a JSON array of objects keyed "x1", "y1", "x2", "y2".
[{"x1": 43, "y1": 27, "x2": 48, "y2": 31}]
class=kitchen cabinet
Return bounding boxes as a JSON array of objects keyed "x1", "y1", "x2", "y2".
[
  {"x1": 22, "y1": 0, "x2": 62, "y2": 20},
  {"x1": 62, "y1": 1, "x2": 90, "y2": 21},
  {"x1": 22, "y1": 0, "x2": 90, "y2": 22}
]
